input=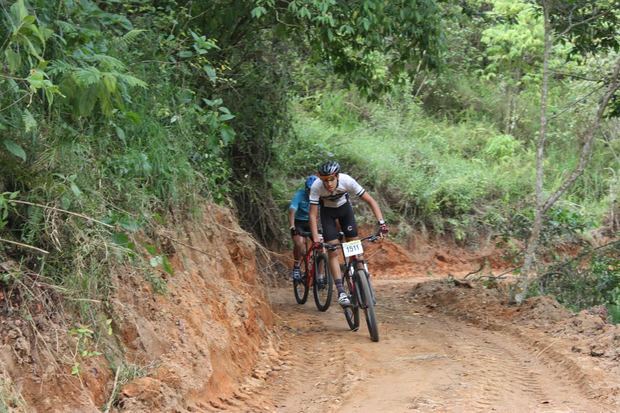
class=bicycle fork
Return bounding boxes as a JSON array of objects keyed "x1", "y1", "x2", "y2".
[
  {"x1": 345, "y1": 259, "x2": 366, "y2": 309},
  {"x1": 350, "y1": 259, "x2": 377, "y2": 307}
]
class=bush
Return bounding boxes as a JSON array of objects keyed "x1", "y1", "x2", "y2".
[{"x1": 536, "y1": 243, "x2": 620, "y2": 322}]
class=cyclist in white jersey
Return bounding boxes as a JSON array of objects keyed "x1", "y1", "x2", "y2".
[{"x1": 308, "y1": 160, "x2": 388, "y2": 306}]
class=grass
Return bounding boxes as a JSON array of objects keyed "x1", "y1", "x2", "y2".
[
  {"x1": 0, "y1": 375, "x2": 27, "y2": 413},
  {"x1": 285, "y1": 91, "x2": 533, "y2": 227},
  {"x1": 273, "y1": 86, "x2": 615, "y2": 246}
]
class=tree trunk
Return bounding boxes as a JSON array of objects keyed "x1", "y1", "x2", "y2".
[
  {"x1": 514, "y1": 1, "x2": 552, "y2": 304},
  {"x1": 515, "y1": 1, "x2": 620, "y2": 304}
]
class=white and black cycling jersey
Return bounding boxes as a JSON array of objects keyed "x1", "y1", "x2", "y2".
[{"x1": 309, "y1": 173, "x2": 366, "y2": 208}]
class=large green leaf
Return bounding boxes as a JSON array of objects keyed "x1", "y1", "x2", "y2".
[
  {"x1": 4, "y1": 49, "x2": 21, "y2": 73},
  {"x1": 2, "y1": 139, "x2": 26, "y2": 161},
  {"x1": 220, "y1": 124, "x2": 236, "y2": 144},
  {"x1": 203, "y1": 65, "x2": 217, "y2": 83},
  {"x1": 9, "y1": 0, "x2": 28, "y2": 30}
]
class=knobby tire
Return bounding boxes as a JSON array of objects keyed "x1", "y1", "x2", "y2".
[
  {"x1": 343, "y1": 270, "x2": 359, "y2": 331},
  {"x1": 293, "y1": 257, "x2": 309, "y2": 304},
  {"x1": 313, "y1": 253, "x2": 333, "y2": 312},
  {"x1": 357, "y1": 269, "x2": 379, "y2": 342}
]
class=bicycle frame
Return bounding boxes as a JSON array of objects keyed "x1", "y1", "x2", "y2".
[
  {"x1": 293, "y1": 231, "x2": 333, "y2": 311},
  {"x1": 299, "y1": 232, "x2": 322, "y2": 288},
  {"x1": 324, "y1": 232, "x2": 381, "y2": 341},
  {"x1": 339, "y1": 234, "x2": 377, "y2": 308}
]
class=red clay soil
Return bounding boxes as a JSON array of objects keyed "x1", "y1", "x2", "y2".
[
  {"x1": 2, "y1": 209, "x2": 619, "y2": 412},
  {"x1": 1, "y1": 204, "x2": 278, "y2": 412}
]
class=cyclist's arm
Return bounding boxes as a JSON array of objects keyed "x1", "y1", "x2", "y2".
[
  {"x1": 360, "y1": 192, "x2": 384, "y2": 223},
  {"x1": 288, "y1": 207, "x2": 296, "y2": 229},
  {"x1": 309, "y1": 204, "x2": 320, "y2": 243},
  {"x1": 289, "y1": 190, "x2": 303, "y2": 230}
]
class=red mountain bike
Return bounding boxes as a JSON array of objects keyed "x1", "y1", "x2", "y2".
[
  {"x1": 325, "y1": 232, "x2": 381, "y2": 342},
  {"x1": 293, "y1": 232, "x2": 333, "y2": 311}
]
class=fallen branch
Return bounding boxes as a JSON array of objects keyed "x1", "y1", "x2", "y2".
[
  {"x1": 104, "y1": 366, "x2": 121, "y2": 413},
  {"x1": 0, "y1": 237, "x2": 49, "y2": 254},
  {"x1": 158, "y1": 234, "x2": 217, "y2": 258},
  {"x1": 464, "y1": 262, "x2": 485, "y2": 279},
  {"x1": 535, "y1": 338, "x2": 559, "y2": 359},
  {"x1": 10, "y1": 200, "x2": 114, "y2": 229}
]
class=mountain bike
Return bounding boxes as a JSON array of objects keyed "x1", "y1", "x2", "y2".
[
  {"x1": 324, "y1": 232, "x2": 381, "y2": 342},
  {"x1": 293, "y1": 231, "x2": 333, "y2": 311}
]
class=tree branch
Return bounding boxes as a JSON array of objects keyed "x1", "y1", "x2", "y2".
[
  {"x1": 559, "y1": 9, "x2": 604, "y2": 36},
  {"x1": 542, "y1": 57, "x2": 620, "y2": 213},
  {"x1": 0, "y1": 237, "x2": 49, "y2": 254},
  {"x1": 548, "y1": 84, "x2": 604, "y2": 121},
  {"x1": 10, "y1": 200, "x2": 114, "y2": 229}
]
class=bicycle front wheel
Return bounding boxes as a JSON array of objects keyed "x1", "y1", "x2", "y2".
[
  {"x1": 293, "y1": 259, "x2": 309, "y2": 304},
  {"x1": 343, "y1": 272, "x2": 359, "y2": 331},
  {"x1": 313, "y1": 253, "x2": 333, "y2": 312},
  {"x1": 356, "y1": 269, "x2": 379, "y2": 342}
]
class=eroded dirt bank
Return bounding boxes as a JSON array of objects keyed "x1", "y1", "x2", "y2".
[{"x1": 1, "y1": 204, "x2": 278, "y2": 412}]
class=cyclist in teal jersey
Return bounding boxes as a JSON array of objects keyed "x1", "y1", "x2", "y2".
[{"x1": 288, "y1": 175, "x2": 318, "y2": 280}]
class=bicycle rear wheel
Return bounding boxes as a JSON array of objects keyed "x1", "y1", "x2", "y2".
[
  {"x1": 356, "y1": 269, "x2": 379, "y2": 342},
  {"x1": 312, "y1": 253, "x2": 333, "y2": 312},
  {"x1": 343, "y1": 272, "x2": 359, "y2": 331},
  {"x1": 293, "y1": 259, "x2": 309, "y2": 304}
]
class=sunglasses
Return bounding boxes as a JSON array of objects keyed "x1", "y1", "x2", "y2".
[{"x1": 319, "y1": 175, "x2": 337, "y2": 182}]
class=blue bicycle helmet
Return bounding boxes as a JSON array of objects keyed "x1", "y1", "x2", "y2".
[{"x1": 305, "y1": 175, "x2": 318, "y2": 190}]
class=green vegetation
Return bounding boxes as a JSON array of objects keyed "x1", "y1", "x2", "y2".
[
  {"x1": 281, "y1": 92, "x2": 535, "y2": 238},
  {"x1": 0, "y1": 1, "x2": 447, "y2": 403},
  {"x1": 0, "y1": 375, "x2": 27, "y2": 413},
  {"x1": 0, "y1": 2, "x2": 619, "y2": 406},
  {"x1": 535, "y1": 242, "x2": 620, "y2": 322}
]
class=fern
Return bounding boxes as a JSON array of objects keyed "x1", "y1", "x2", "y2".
[
  {"x1": 87, "y1": 54, "x2": 126, "y2": 71},
  {"x1": 21, "y1": 109, "x2": 37, "y2": 133},
  {"x1": 114, "y1": 72, "x2": 147, "y2": 89},
  {"x1": 111, "y1": 29, "x2": 147, "y2": 51},
  {"x1": 47, "y1": 60, "x2": 74, "y2": 77},
  {"x1": 72, "y1": 67, "x2": 102, "y2": 87}
]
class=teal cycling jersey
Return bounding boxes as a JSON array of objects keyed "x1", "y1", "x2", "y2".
[{"x1": 289, "y1": 189, "x2": 310, "y2": 221}]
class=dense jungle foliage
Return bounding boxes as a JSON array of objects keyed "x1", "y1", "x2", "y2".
[{"x1": 0, "y1": 0, "x2": 619, "y2": 395}]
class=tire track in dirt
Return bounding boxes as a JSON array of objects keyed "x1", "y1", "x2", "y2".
[
  {"x1": 418, "y1": 283, "x2": 615, "y2": 410},
  {"x1": 203, "y1": 293, "x2": 360, "y2": 413},
  {"x1": 447, "y1": 325, "x2": 590, "y2": 412},
  {"x1": 205, "y1": 279, "x2": 618, "y2": 412}
]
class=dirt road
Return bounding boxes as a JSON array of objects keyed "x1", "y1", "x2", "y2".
[{"x1": 208, "y1": 278, "x2": 618, "y2": 413}]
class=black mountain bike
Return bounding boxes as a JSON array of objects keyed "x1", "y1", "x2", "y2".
[
  {"x1": 325, "y1": 232, "x2": 380, "y2": 342},
  {"x1": 293, "y1": 232, "x2": 333, "y2": 311}
]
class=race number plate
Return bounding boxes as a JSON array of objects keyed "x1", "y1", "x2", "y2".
[{"x1": 342, "y1": 240, "x2": 364, "y2": 257}]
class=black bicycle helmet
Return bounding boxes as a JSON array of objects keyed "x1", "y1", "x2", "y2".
[{"x1": 318, "y1": 160, "x2": 340, "y2": 176}]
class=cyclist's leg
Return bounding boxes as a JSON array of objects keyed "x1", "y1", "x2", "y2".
[
  {"x1": 321, "y1": 205, "x2": 352, "y2": 306},
  {"x1": 319, "y1": 209, "x2": 340, "y2": 277},
  {"x1": 292, "y1": 235, "x2": 304, "y2": 261},
  {"x1": 293, "y1": 220, "x2": 312, "y2": 273},
  {"x1": 339, "y1": 201, "x2": 358, "y2": 239},
  {"x1": 340, "y1": 203, "x2": 366, "y2": 270}
]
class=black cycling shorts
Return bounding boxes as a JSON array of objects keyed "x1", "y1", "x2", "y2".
[
  {"x1": 320, "y1": 202, "x2": 357, "y2": 242},
  {"x1": 294, "y1": 219, "x2": 311, "y2": 236}
]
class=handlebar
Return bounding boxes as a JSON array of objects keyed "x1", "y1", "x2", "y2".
[{"x1": 321, "y1": 232, "x2": 382, "y2": 251}]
